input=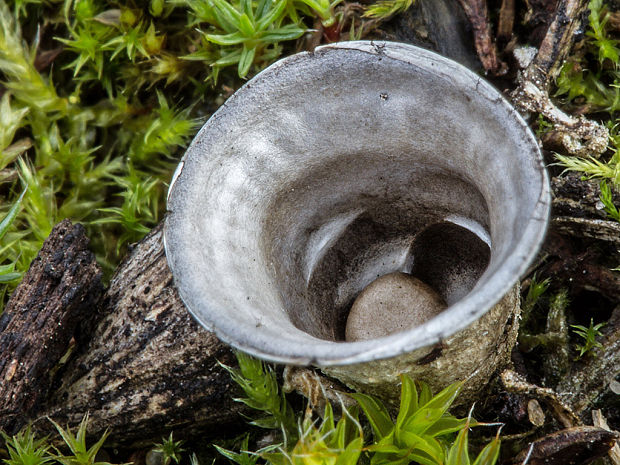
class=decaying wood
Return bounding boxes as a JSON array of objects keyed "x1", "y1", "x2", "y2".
[
  {"x1": 0, "y1": 221, "x2": 245, "y2": 446},
  {"x1": 556, "y1": 305, "x2": 620, "y2": 417},
  {"x1": 552, "y1": 217, "x2": 620, "y2": 246},
  {"x1": 541, "y1": 231, "x2": 620, "y2": 302},
  {"x1": 510, "y1": 426, "x2": 620, "y2": 465},
  {"x1": 511, "y1": 0, "x2": 610, "y2": 157},
  {"x1": 39, "y1": 222, "x2": 244, "y2": 446},
  {"x1": 551, "y1": 173, "x2": 620, "y2": 245},
  {"x1": 531, "y1": 173, "x2": 620, "y2": 423},
  {"x1": 552, "y1": 173, "x2": 620, "y2": 221},
  {"x1": 0, "y1": 220, "x2": 104, "y2": 435},
  {"x1": 523, "y1": 0, "x2": 560, "y2": 44},
  {"x1": 2, "y1": 2, "x2": 619, "y2": 446},
  {"x1": 520, "y1": 0, "x2": 587, "y2": 87},
  {"x1": 500, "y1": 369, "x2": 581, "y2": 428},
  {"x1": 542, "y1": 173, "x2": 620, "y2": 303},
  {"x1": 3, "y1": 203, "x2": 617, "y2": 445}
]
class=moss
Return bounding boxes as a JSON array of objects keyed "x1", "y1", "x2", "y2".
[{"x1": 0, "y1": 0, "x2": 400, "y2": 311}]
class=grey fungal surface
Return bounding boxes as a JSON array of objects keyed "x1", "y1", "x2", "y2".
[{"x1": 164, "y1": 41, "x2": 550, "y2": 399}]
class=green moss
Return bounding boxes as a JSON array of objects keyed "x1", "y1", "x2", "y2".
[
  {"x1": 0, "y1": 0, "x2": 398, "y2": 311},
  {"x1": 217, "y1": 353, "x2": 502, "y2": 465},
  {"x1": 571, "y1": 318, "x2": 606, "y2": 359},
  {"x1": 554, "y1": 0, "x2": 620, "y2": 189}
]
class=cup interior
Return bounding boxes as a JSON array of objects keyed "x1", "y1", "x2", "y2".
[{"x1": 262, "y1": 154, "x2": 492, "y2": 341}]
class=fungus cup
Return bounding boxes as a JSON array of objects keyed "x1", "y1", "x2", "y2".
[{"x1": 164, "y1": 41, "x2": 550, "y2": 404}]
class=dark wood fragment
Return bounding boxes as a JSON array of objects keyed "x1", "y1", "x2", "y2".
[
  {"x1": 511, "y1": 0, "x2": 588, "y2": 111},
  {"x1": 523, "y1": 0, "x2": 561, "y2": 46},
  {"x1": 501, "y1": 370, "x2": 581, "y2": 428},
  {"x1": 552, "y1": 174, "x2": 615, "y2": 221},
  {"x1": 541, "y1": 231, "x2": 620, "y2": 302},
  {"x1": 374, "y1": 0, "x2": 481, "y2": 71},
  {"x1": 0, "y1": 220, "x2": 104, "y2": 435},
  {"x1": 510, "y1": 426, "x2": 619, "y2": 465},
  {"x1": 552, "y1": 217, "x2": 620, "y2": 246},
  {"x1": 41, "y1": 222, "x2": 245, "y2": 446}
]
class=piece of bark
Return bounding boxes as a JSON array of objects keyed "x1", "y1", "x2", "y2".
[
  {"x1": 41, "y1": 222, "x2": 244, "y2": 446},
  {"x1": 552, "y1": 217, "x2": 620, "y2": 246},
  {"x1": 511, "y1": 0, "x2": 610, "y2": 157},
  {"x1": 510, "y1": 426, "x2": 620, "y2": 465},
  {"x1": 521, "y1": 0, "x2": 588, "y2": 88},
  {"x1": 544, "y1": 172, "x2": 620, "y2": 300},
  {"x1": 551, "y1": 173, "x2": 620, "y2": 246},
  {"x1": 552, "y1": 173, "x2": 620, "y2": 221},
  {"x1": 523, "y1": 0, "x2": 560, "y2": 46},
  {"x1": 0, "y1": 220, "x2": 104, "y2": 435}
]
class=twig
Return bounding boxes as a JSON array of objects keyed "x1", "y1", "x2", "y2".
[
  {"x1": 455, "y1": 0, "x2": 507, "y2": 75},
  {"x1": 510, "y1": 426, "x2": 619, "y2": 465},
  {"x1": 497, "y1": 0, "x2": 515, "y2": 42}
]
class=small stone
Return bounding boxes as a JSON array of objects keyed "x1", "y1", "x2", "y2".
[
  {"x1": 345, "y1": 272, "x2": 447, "y2": 342},
  {"x1": 527, "y1": 398, "x2": 545, "y2": 427}
]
